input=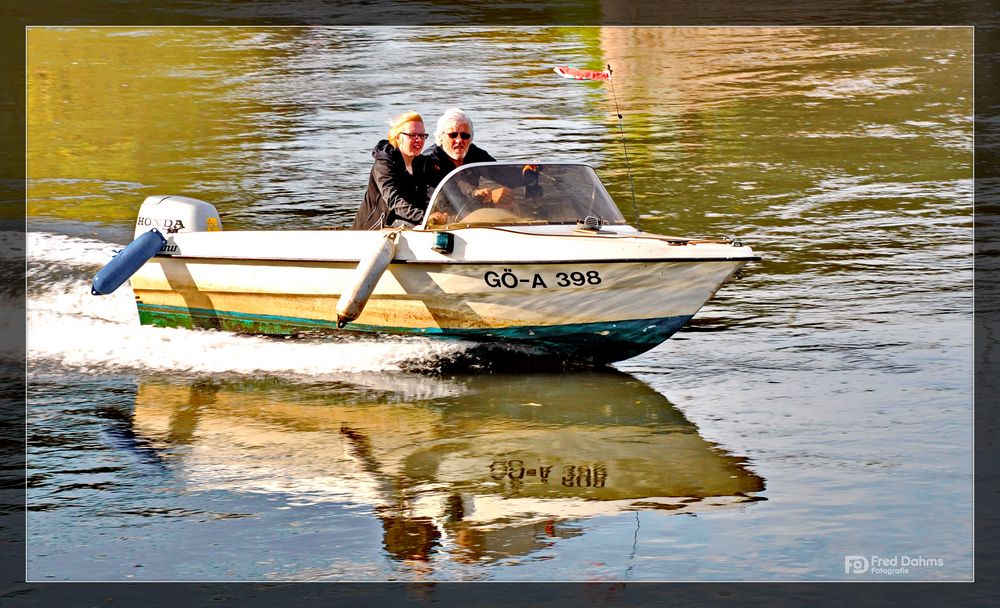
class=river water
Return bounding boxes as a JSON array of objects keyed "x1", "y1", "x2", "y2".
[{"x1": 25, "y1": 26, "x2": 972, "y2": 581}]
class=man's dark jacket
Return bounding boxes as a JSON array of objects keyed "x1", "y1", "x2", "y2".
[{"x1": 422, "y1": 143, "x2": 496, "y2": 192}]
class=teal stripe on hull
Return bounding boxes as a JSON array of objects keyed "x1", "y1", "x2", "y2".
[{"x1": 136, "y1": 303, "x2": 692, "y2": 362}]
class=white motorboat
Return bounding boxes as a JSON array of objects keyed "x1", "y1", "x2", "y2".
[{"x1": 98, "y1": 162, "x2": 759, "y2": 364}]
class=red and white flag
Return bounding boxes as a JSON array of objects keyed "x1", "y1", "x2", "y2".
[{"x1": 553, "y1": 66, "x2": 610, "y2": 81}]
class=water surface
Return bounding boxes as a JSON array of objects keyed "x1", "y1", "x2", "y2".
[{"x1": 25, "y1": 26, "x2": 972, "y2": 581}]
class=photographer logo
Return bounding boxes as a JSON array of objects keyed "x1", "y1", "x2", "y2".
[
  {"x1": 844, "y1": 555, "x2": 944, "y2": 576},
  {"x1": 844, "y1": 555, "x2": 869, "y2": 574}
]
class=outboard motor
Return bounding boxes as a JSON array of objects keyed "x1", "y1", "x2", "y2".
[
  {"x1": 92, "y1": 195, "x2": 222, "y2": 296},
  {"x1": 134, "y1": 195, "x2": 222, "y2": 239}
]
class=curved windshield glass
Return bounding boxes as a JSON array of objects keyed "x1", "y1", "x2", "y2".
[{"x1": 422, "y1": 162, "x2": 627, "y2": 229}]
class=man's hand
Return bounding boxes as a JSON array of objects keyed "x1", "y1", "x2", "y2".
[
  {"x1": 427, "y1": 211, "x2": 449, "y2": 225},
  {"x1": 473, "y1": 188, "x2": 492, "y2": 204}
]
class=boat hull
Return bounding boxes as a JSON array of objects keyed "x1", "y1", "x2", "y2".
[
  {"x1": 137, "y1": 300, "x2": 693, "y2": 363},
  {"x1": 131, "y1": 251, "x2": 746, "y2": 363}
]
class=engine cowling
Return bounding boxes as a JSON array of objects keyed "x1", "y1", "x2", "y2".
[{"x1": 134, "y1": 195, "x2": 222, "y2": 239}]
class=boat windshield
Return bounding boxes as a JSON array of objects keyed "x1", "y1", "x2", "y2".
[{"x1": 422, "y1": 162, "x2": 628, "y2": 229}]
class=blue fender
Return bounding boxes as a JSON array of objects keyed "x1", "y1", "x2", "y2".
[{"x1": 91, "y1": 229, "x2": 168, "y2": 295}]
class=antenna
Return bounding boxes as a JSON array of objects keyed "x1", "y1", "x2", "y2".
[{"x1": 607, "y1": 64, "x2": 639, "y2": 230}]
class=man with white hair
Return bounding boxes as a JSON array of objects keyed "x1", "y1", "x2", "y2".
[{"x1": 422, "y1": 107, "x2": 496, "y2": 191}]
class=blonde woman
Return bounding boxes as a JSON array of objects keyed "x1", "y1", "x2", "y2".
[{"x1": 352, "y1": 111, "x2": 432, "y2": 229}]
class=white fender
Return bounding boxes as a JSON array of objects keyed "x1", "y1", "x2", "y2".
[{"x1": 336, "y1": 231, "x2": 400, "y2": 328}]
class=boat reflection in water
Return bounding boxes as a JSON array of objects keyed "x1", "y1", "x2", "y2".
[{"x1": 128, "y1": 371, "x2": 765, "y2": 566}]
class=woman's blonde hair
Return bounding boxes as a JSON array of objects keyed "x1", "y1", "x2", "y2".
[{"x1": 387, "y1": 111, "x2": 424, "y2": 148}]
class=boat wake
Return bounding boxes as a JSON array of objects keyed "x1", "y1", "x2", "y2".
[{"x1": 26, "y1": 231, "x2": 477, "y2": 379}]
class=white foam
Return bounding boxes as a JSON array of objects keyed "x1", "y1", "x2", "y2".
[
  {"x1": 26, "y1": 231, "x2": 471, "y2": 377},
  {"x1": 27, "y1": 231, "x2": 123, "y2": 268}
]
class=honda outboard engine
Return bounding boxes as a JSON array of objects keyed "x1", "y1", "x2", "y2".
[{"x1": 134, "y1": 195, "x2": 222, "y2": 239}]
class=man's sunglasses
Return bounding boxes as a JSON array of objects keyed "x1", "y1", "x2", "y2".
[{"x1": 447, "y1": 132, "x2": 472, "y2": 140}]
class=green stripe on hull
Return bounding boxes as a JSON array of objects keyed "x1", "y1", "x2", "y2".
[
  {"x1": 136, "y1": 303, "x2": 692, "y2": 362},
  {"x1": 137, "y1": 303, "x2": 343, "y2": 334}
]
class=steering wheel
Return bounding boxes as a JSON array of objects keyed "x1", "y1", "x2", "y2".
[{"x1": 460, "y1": 207, "x2": 520, "y2": 223}]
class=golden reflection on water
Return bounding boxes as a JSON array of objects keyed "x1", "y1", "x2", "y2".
[
  {"x1": 27, "y1": 26, "x2": 970, "y2": 240},
  {"x1": 28, "y1": 27, "x2": 288, "y2": 223},
  {"x1": 131, "y1": 372, "x2": 764, "y2": 566},
  {"x1": 594, "y1": 27, "x2": 971, "y2": 234}
]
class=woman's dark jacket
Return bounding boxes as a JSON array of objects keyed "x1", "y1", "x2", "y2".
[{"x1": 352, "y1": 140, "x2": 431, "y2": 230}]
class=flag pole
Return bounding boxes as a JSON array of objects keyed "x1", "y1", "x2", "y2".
[
  {"x1": 552, "y1": 64, "x2": 640, "y2": 229},
  {"x1": 607, "y1": 64, "x2": 639, "y2": 230}
]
